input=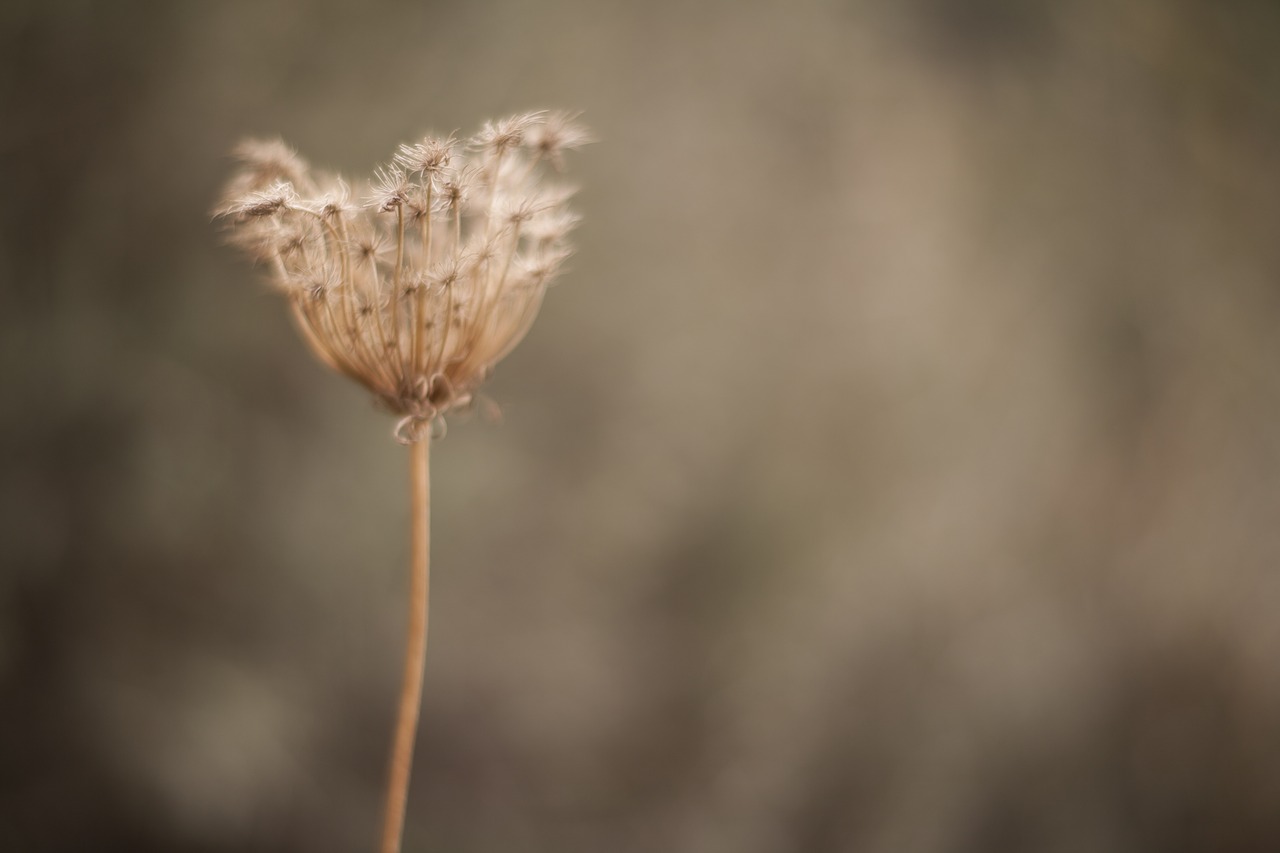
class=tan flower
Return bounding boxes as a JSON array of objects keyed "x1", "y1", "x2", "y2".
[{"x1": 218, "y1": 111, "x2": 589, "y2": 442}]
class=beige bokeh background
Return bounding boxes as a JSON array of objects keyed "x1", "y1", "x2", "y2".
[{"x1": 4, "y1": 1, "x2": 1280, "y2": 851}]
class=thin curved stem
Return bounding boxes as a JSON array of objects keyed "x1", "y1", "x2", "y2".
[{"x1": 379, "y1": 438, "x2": 430, "y2": 853}]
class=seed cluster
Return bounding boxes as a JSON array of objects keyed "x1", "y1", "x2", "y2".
[{"x1": 219, "y1": 111, "x2": 590, "y2": 442}]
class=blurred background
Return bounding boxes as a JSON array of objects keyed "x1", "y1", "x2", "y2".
[{"x1": 4, "y1": 1, "x2": 1280, "y2": 851}]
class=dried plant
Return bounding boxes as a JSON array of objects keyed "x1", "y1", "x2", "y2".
[{"x1": 217, "y1": 110, "x2": 590, "y2": 853}]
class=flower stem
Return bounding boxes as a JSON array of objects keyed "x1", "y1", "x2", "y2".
[{"x1": 380, "y1": 437, "x2": 430, "y2": 853}]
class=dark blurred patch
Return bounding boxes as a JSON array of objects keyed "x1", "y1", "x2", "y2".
[
  {"x1": 886, "y1": 0, "x2": 1058, "y2": 66},
  {"x1": 0, "y1": 3, "x2": 179, "y2": 303}
]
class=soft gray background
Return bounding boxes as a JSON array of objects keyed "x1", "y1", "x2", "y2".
[{"x1": 4, "y1": 1, "x2": 1280, "y2": 851}]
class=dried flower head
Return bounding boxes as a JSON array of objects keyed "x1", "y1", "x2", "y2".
[{"x1": 218, "y1": 111, "x2": 589, "y2": 443}]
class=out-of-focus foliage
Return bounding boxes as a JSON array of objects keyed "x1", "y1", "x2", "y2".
[{"x1": 3, "y1": 1, "x2": 1280, "y2": 851}]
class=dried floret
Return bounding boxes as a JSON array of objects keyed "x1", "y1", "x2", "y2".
[
  {"x1": 471, "y1": 111, "x2": 545, "y2": 155},
  {"x1": 394, "y1": 134, "x2": 457, "y2": 180},
  {"x1": 526, "y1": 111, "x2": 595, "y2": 170}
]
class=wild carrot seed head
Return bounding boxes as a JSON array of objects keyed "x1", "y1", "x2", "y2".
[{"x1": 217, "y1": 111, "x2": 590, "y2": 443}]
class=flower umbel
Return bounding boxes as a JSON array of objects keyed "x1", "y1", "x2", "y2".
[{"x1": 219, "y1": 112, "x2": 587, "y2": 442}]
